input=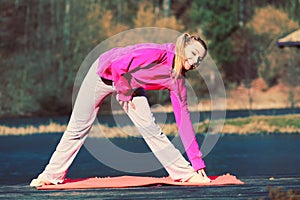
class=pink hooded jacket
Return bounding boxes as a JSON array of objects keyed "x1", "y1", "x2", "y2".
[{"x1": 97, "y1": 43, "x2": 205, "y2": 170}]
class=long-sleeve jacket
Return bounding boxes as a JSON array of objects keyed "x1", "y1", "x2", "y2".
[{"x1": 97, "y1": 43, "x2": 205, "y2": 170}]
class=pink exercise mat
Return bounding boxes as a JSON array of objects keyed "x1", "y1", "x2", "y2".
[{"x1": 37, "y1": 173, "x2": 244, "y2": 190}]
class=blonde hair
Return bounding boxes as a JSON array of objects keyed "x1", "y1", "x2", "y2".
[{"x1": 173, "y1": 33, "x2": 207, "y2": 78}]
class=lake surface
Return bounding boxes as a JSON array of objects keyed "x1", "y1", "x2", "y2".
[
  {"x1": 0, "y1": 133, "x2": 299, "y2": 199},
  {"x1": 1, "y1": 107, "x2": 299, "y2": 127}
]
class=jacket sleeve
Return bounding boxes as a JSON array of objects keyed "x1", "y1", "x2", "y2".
[{"x1": 170, "y1": 77, "x2": 206, "y2": 170}]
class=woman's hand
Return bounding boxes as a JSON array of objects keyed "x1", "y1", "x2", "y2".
[
  {"x1": 118, "y1": 100, "x2": 136, "y2": 112},
  {"x1": 116, "y1": 94, "x2": 136, "y2": 112}
]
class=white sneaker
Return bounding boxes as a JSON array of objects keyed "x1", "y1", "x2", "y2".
[
  {"x1": 186, "y1": 172, "x2": 211, "y2": 183},
  {"x1": 29, "y1": 175, "x2": 51, "y2": 187},
  {"x1": 198, "y1": 168, "x2": 211, "y2": 182}
]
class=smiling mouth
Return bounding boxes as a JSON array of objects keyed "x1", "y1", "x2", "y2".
[
  {"x1": 185, "y1": 61, "x2": 200, "y2": 70},
  {"x1": 190, "y1": 58, "x2": 202, "y2": 70},
  {"x1": 190, "y1": 63, "x2": 199, "y2": 70}
]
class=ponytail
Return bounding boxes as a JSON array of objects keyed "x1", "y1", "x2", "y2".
[{"x1": 173, "y1": 33, "x2": 190, "y2": 78}]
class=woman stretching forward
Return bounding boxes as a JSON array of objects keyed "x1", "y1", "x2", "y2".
[{"x1": 30, "y1": 33, "x2": 210, "y2": 187}]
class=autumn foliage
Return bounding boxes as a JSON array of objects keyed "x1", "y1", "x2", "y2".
[{"x1": 0, "y1": 0, "x2": 299, "y2": 117}]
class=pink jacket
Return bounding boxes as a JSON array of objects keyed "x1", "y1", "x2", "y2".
[{"x1": 97, "y1": 43, "x2": 205, "y2": 170}]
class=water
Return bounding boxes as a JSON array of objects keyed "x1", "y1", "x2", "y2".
[
  {"x1": 0, "y1": 133, "x2": 299, "y2": 199},
  {"x1": 1, "y1": 107, "x2": 299, "y2": 127}
]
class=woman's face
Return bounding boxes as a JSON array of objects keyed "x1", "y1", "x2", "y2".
[{"x1": 184, "y1": 41, "x2": 206, "y2": 70}]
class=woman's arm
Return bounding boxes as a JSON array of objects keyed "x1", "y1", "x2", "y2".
[{"x1": 170, "y1": 77, "x2": 206, "y2": 171}]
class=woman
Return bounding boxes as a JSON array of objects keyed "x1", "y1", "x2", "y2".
[{"x1": 30, "y1": 33, "x2": 210, "y2": 187}]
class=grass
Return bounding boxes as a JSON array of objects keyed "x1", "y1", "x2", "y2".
[
  {"x1": 0, "y1": 114, "x2": 299, "y2": 137},
  {"x1": 221, "y1": 114, "x2": 300, "y2": 134},
  {"x1": 224, "y1": 117, "x2": 253, "y2": 126},
  {"x1": 265, "y1": 116, "x2": 300, "y2": 129}
]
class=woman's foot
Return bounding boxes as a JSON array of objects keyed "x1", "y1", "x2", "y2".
[
  {"x1": 197, "y1": 168, "x2": 211, "y2": 182},
  {"x1": 29, "y1": 175, "x2": 52, "y2": 187},
  {"x1": 186, "y1": 170, "x2": 211, "y2": 183}
]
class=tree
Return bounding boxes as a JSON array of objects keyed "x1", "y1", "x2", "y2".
[
  {"x1": 247, "y1": 5, "x2": 299, "y2": 86},
  {"x1": 188, "y1": 0, "x2": 240, "y2": 80}
]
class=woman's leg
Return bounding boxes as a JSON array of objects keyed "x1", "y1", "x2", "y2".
[
  {"x1": 31, "y1": 60, "x2": 113, "y2": 185},
  {"x1": 125, "y1": 96, "x2": 196, "y2": 181}
]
